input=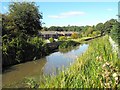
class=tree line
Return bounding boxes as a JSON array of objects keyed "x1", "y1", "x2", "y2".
[
  {"x1": 42, "y1": 19, "x2": 117, "y2": 37},
  {"x1": 1, "y1": 2, "x2": 119, "y2": 68},
  {"x1": 1, "y1": 2, "x2": 50, "y2": 68}
]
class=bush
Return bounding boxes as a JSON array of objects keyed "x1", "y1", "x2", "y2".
[
  {"x1": 49, "y1": 37, "x2": 54, "y2": 43},
  {"x1": 58, "y1": 36, "x2": 66, "y2": 41},
  {"x1": 2, "y1": 35, "x2": 29, "y2": 67},
  {"x1": 2, "y1": 35, "x2": 50, "y2": 67},
  {"x1": 92, "y1": 32, "x2": 97, "y2": 36},
  {"x1": 29, "y1": 37, "x2": 43, "y2": 48},
  {"x1": 88, "y1": 34, "x2": 92, "y2": 37},
  {"x1": 59, "y1": 40, "x2": 79, "y2": 49},
  {"x1": 71, "y1": 33, "x2": 78, "y2": 39}
]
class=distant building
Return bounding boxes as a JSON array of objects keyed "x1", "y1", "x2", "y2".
[
  {"x1": 39, "y1": 31, "x2": 58, "y2": 39},
  {"x1": 39, "y1": 31, "x2": 78, "y2": 39}
]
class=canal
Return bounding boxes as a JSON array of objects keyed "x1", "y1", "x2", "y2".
[{"x1": 2, "y1": 44, "x2": 89, "y2": 88}]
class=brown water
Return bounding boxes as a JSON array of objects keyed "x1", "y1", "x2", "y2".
[{"x1": 2, "y1": 44, "x2": 89, "y2": 87}]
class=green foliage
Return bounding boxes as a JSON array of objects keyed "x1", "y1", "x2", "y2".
[
  {"x1": 104, "y1": 19, "x2": 117, "y2": 34},
  {"x1": 24, "y1": 77, "x2": 39, "y2": 88},
  {"x1": 92, "y1": 31, "x2": 97, "y2": 36},
  {"x1": 29, "y1": 37, "x2": 43, "y2": 48},
  {"x1": 2, "y1": 14, "x2": 16, "y2": 36},
  {"x1": 59, "y1": 40, "x2": 79, "y2": 49},
  {"x1": 2, "y1": 34, "x2": 30, "y2": 66},
  {"x1": 36, "y1": 36, "x2": 120, "y2": 88},
  {"x1": 9, "y1": 2, "x2": 42, "y2": 36},
  {"x1": 110, "y1": 22, "x2": 120, "y2": 44},
  {"x1": 2, "y1": 2, "x2": 45, "y2": 67},
  {"x1": 85, "y1": 27, "x2": 93, "y2": 36},
  {"x1": 48, "y1": 26, "x2": 81, "y2": 32},
  {"x1": 49, "y1": 37, "x2": 54, "y2": 43},
  {"x1": 71, "y1": 33, "x2": 78, "y2": 39},
  {"x1": 96, "y1": 23, "x2": 104, "y2": 36},
  {"x1": 40, "y1": 19, "x2": 117, "y2": 39},
  {"x1": 58, "y1": 36, "x2": 66, "y2": 41},
  {"x1": 2, "y1": 35, "x2": 50, "y2": 67}
]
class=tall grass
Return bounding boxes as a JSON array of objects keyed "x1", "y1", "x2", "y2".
[{"x1": 26, "y1": 35, "x2": 120, "y2": 88}]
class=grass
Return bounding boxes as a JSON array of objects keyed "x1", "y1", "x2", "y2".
[
  {"x1": 71, "y1": 37, "x2": 94, "y2": 44},
  {"x1": 72, "y1": 35, "x2": 101, "y2": 43},
  {"x1": 26, "y1": 35, "x2": 120, "y2": 88}
]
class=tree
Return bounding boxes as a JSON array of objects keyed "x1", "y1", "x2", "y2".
[
  {"x1": 9, "y1": 2, "x2": 42, "y2": 36},
  {"x1": 2, "y1": 14, "x2": 18, "y2": 37},
  {"x1": 48, "y1": 26, "x2": 57, "y2": 31},
  {"x1": 2, "y1": 14, "x2": 9, "y2": 36},
  {"x1": 104, "y1": 19, "x2": 117, "y2": 34},
  {"x1": 42, "y1": 27, "x2": 48, "y2": 31},
  {"x1": 86, "y1": 27, "x2": 93, "y2": 36},
  {"x1": 0, "y1": 13, "x2": 1, "y2": 36},
  {"x1": 111, "y1": 21, "x2": 120, "y2": 44},
  {"x1": 96, "y1": 23, "x2": 105, "y2": 36}
]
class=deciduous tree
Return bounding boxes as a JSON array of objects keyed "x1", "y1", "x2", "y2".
[{"x1": 9, "y1": 2, "x2": 42, "y2": 36}]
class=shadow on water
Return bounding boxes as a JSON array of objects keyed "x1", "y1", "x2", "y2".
[
  {"x1": 2, "y1": 58, "x2": 47, "y2": 87},
  {"x1": 2, "y1": 66, "x2": 17, "y2": 74}
]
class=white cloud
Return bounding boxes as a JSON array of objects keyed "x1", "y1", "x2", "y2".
[
  {"x1": 48, "y1": 11, "x2": 85, "y2": 19},
  {"x1": 107, "y1": 8, "x2": 113, "y2": 11}
]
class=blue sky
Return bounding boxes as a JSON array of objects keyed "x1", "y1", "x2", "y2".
[{"x1": 1, "y1": 2, "x2": 119, "y2": 27}]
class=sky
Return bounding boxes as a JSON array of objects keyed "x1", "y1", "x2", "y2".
[{"x1": 1, "y1": 1, "x2": 119, "y2": 27}]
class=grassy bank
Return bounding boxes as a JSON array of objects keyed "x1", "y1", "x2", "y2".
[
  {"x1": 26, "y1": 35, "x2": 120, "y2": 88},
  {"x1": 72, "y1": 35, "x2": 101, "y2": 43}
]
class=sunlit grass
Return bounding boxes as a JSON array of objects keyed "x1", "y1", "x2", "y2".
[{"x1": 26, "y1": 35, "x2": 120, "y2": 88}]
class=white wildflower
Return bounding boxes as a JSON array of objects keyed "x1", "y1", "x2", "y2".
[
  {"x1": 112, "y1": 73, "x2": 117, "y2": 78},
  {"x1": 105, "y1": 62, "x2": 110, "y2": 66},
  {"x1": 115, "y1": 77, "x2": 118, "y2": 81},
  {"x1": 102, "y1": 64, "x2": 106, "y2": 68}
]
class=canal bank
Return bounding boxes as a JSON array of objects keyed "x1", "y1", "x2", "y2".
[
  {"x1": 2, "y1": 43, "x2": 89, "y2": 88},
  {"x1": 37, "y1": 35, "x2": 120, "y2": 88}
]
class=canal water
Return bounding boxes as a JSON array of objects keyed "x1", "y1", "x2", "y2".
[{"x1": 2, "y1": 44, "x2": 89, "y2": 87}]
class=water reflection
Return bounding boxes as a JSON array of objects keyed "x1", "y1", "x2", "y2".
[
  {"x1": 2, "y1": 44, "x2": 89, "y2": 87},
  {"x1": 59, "y1": 45, "x2": 79, "y2": 53},
  {"x1": 43, "y1": 44, "x2": 89, "y2": 75}
]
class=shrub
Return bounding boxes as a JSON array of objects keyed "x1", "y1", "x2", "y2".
[
  {"x1": 71, "y1": 33, "x2": 78, "y2": 39},
  {"x1": 58, "y1": 36, "x2": 66, "y2": 41},
  {"x1": 92, "y1": 32, "x2": 97, "y2": 36},
  {"x1": 29, "y1": 37, "x2": 43, "y2": 48},
  {"x1": 2, "y1": 35, "x2": 49, "y2": 67},
  {"x1": 2, "y1": 36, "x2": 29, "y2": 67},
  {"x1": 59, "y1": 40, "x2": 79, "y2": 49},
  {"x1": 88, "y1": 34, "x2": 92, "y2": 37},
  {"x1": 49, "y1": 37, "x2": 54, "y2": 43}
]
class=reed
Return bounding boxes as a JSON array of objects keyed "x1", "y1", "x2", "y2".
[{"x1": 26, "y1": 35, "x2": 120, "y2": 88}]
